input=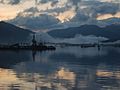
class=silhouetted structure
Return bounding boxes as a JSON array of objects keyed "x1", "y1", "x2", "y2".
[
  {"x1": 0, "y1": 34, "x2": 56, "y2": 51},
  {"x1": 32, "y1": 34, "x2": 37, "y2": 47}
]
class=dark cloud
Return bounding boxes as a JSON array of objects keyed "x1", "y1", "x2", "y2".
[
  {"x1": 4, "y1": 0, "x2": 120, "y2": 30},
  {"x1": 11, "y1": 0, "x2": 20, "y2": 4},
  {"x1": 9, "y1": 13, "x2": 60, "y2": 30},
  {"x1": 37, "y1": 0, "x2": 58, "y2": 4},
  {"x1": 0, "y1": 0, "x2": 3, "y2": 3},
  {"x1": 71, "y1": 12, "x2": 89, "y2": 22},
  {"x1": 45, "y1": 6, "x2": 71, "y2": 15},
  {"x1": 51, "y1": 0, "x2": 58, "y2": 7},
  {"x1": 64, "y1": 0, "x2": 120, "y2": 27},
  {"x1": 24, "y1": 7, "x2": 39, "y2": 13},
  {"x1": 74, "y1": 1, "x2": 120, "y2": 19},
  {"x1": 0, "y1": 0, "x2": 20, "y2": 5},
  {"x1": 70, "y1": 0, "x2": 81, "y2": 5},
  {"x1": 94, "y1": 3, "x2": 119, "y2": 14},
  {"x1": 39, "y1": 0, "x2": 49, "y2": 3},
  {"x1": 37, "y1": 0, "x2": 59, "y2": 7}
]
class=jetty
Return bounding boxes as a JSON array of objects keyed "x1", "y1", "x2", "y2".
[{"x1": 0, "y1": 34, "x2": 56, "y2": 51}]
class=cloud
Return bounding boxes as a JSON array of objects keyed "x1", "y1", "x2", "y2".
[
  {"x1": 77, "y1": 1, "x2": 119, "y2": 16},
  {"x1": 70, "y1": 10, "x2": 89, "y2": 22},
  {"x1": 9, "y1": 12, "x2": 60, "y2": 30},
  {"x1": 97, "y1": 12, "x2": 120, "y2": 20},
  {"x1": 0, "y1": 0, "x2": 36, "y2": 21},
  {"x1": 6, "y1": 0, "x2": 76, "y2": 29},
  {"x1": 56, "y1": 7, "x2": 76, "y2": 23},
  {"x1": 24, "y1": 7, "x2": 39, "y2": 13},
  {"x1": 70, "y1": 0, "x2": 81, "y2": 5},
  {"x1": 10, "y1": 0, "x2": 20, "y2": 4},
  {"x1": 38, "y1": 0, "x2": 58, "y2": 4},
  {"x1": 67, "y1": 1, "x2": 120, "y2": 26},
  {"x1": 100, "y1": 0, "x2": 120, "y2": 3},
  {"x1": 0, "y1": 0, "x2": 120, "y2": 30},
  {"x1": 95, "y1": 3, "x2": 119, "y2": 14},
  {"x1": 0, "y1": 0, "x2": 20, "y2": 5}
]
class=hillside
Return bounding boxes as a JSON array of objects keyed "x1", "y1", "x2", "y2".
[
  {"x1": 0, "y1": 21, "x2": 33, "y2": 43},
  {"x1": 48, "y1": 24, "x2": 120, "y2": 41}
]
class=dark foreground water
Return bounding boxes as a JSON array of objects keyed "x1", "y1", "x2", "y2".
[{"x1": 0, "y1": 47, "x2": 120, "y2": 90}]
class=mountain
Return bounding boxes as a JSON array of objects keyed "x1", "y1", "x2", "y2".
[
  {"x1": 0, "y1": 21, "x2": 33, "y2": 43},
  {"x1": 48, "y1": 24, "x2": 120, "y2": 41}
]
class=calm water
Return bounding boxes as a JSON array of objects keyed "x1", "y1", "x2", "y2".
[{"x1": 0, "y1": 47, "x2": 120, "y2": 90}]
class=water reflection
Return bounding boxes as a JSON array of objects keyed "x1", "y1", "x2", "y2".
[
  {"x1": 0, "y1": 68, "x2": 36, "y2": 90},
  {"x1": 0, "y1": 51, "x2": 32, "y2": 68},
  {"x1": 95, "y1": 64, "x2": 120, "y2": 90},
  {"x1": 0, "y1": 47, "x2": 120, "y2": 90}
]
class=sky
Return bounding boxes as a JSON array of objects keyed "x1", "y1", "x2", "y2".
[{"x1": 0, "y1": 0, "x2": 120, "y2": 31}]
